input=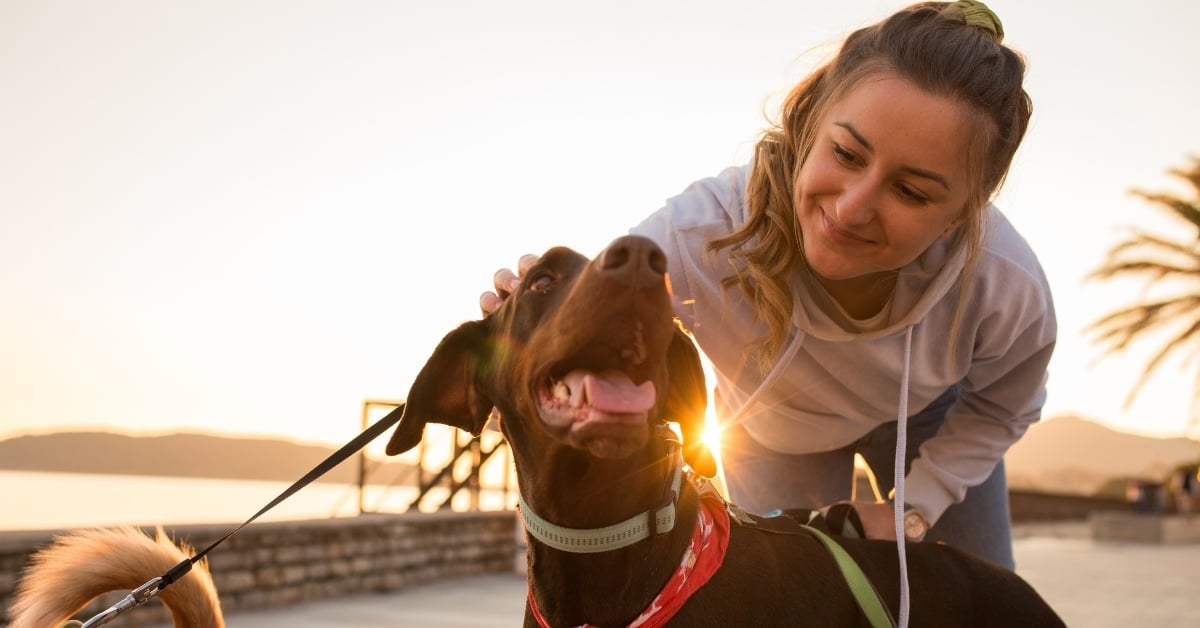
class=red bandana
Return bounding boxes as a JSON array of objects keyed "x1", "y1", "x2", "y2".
[{"x1": 527, "y1": 490, "x2": 731, "y2": 628}]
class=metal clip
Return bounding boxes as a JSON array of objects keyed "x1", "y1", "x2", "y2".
[{"x1": 78, "y1": 577, "x2": 163, "y2": 627}]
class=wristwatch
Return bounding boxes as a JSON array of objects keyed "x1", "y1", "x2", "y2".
[{"x1": 902, "y1": 505, "x2": 929, "y2": 542}]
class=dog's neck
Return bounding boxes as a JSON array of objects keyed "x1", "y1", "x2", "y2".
[
  {"x1": 517, "y1": 442, "x2": 683, "y2": 553},
  {"x1": 511, "y1": 424, "x2": 681, "y2": 527},
  {"x1": 514, "y1": 429, "x2": 700, "y2": 627}
]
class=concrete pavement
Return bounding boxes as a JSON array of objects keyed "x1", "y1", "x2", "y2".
[
  {"x1": 1014, "y1": 523, "x2": 1199, "y2": 627},
  {"x1": 227, "y1": 573, "x2": 526, "y2": 627}
]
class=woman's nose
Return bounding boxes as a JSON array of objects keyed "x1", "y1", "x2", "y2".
[{"x1": 834, "y1": 177, "x2": 880, "y2": 226}]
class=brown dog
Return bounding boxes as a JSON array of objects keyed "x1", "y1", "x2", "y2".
[
  {"x1": 8, "y1": 527, "x2": 223, "y2": 627},
  {"x1": 387, "y1": 235, "x2": 1065, "y2": 627}
]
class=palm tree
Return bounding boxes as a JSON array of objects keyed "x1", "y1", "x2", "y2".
[{"x1": 1086, "y1": 156, "x2": 1200, "y2": 433}]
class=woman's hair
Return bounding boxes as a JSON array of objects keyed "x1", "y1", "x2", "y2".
[{"x1": 710, "y1": 0, "x2": 1032, "y2": 372}]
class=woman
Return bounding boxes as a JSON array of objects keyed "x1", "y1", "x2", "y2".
[{"x1": 486, "y1": 0, "x2": 1053, "y2": 570}]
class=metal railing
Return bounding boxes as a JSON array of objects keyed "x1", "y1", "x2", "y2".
[{"x1": 356, "y1": 400, "x2": 515, "y2": 514}]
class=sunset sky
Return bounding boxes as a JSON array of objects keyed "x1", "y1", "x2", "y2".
[{"x1": 3, "y1": 0, "x2": 1200, "y2": 451}]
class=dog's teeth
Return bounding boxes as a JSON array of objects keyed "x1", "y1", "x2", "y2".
[{"x1": 553, "y1": 379, "x2": 571, "y2": 402}]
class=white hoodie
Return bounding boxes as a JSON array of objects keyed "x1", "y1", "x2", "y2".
[{"x1": 631, "y1": 165, "x2": 1056, "y2": 524}]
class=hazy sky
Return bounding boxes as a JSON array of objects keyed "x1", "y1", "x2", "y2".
[{"x1": 3, "y1": 0, "x2": 1200, "y2": 449}]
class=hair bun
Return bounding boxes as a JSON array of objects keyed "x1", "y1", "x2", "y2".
[{"x1": 953, "y1": 0, "x2": 1004, "y2": 41}]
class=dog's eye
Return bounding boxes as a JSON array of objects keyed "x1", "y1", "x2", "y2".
[{"x1": 528, "y1": 273, "x2": 554, "y2": 293}]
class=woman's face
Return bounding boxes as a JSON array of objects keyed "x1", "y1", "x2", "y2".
[{"x1": 794, "y1": 73, "x2": 975, "y2": 284}]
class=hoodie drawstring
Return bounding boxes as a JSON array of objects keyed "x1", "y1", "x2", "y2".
[
  {"x1": 724, "y1": 330, "x2": 806, "y2": 426},
  {"x1": 725, "y1": 324, "x2": 916, "y2": 628},
  {"x1": 893, "y1": 325, "x2": 914, "y2": 628}
]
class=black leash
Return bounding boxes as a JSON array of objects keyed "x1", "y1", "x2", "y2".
[{"x1": 78, "y1": 403, "x2": 406, "y2": 627}]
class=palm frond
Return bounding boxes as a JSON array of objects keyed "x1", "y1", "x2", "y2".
[
  {"x1": 1086, "y1": 156, "x2": 1200, "y2": 424},
  {"x1": 1128, "y1": 191, "x2": 1200, "y2": 235},
  {"x1": 1087, "y1": 296, "x2": 1200, "y2": 351},
  {"x1": 1118, "y1": 316, "x2": 1200, "y2": 410},
  {"x1": 1091, "y1": 230, "x2": 1200, "y2": 272},
  {"x1": 1088, "y1": 258, "x2": 1200, "y2": 283},
  {"x1": 1101, "y1": 229, "x2": 1200, "y2": 256},
  {"x1": 1167, "y1": 158, "x2": 1200, "y2": 193}
]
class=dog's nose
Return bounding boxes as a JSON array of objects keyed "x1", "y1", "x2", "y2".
[{"x1": 598, "y1": 235, "x2": 668, "y2": 280}]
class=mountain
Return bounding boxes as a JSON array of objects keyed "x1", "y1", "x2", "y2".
[
  {"x1": 3, "y1": 417, "x2": 1197, "y2": 497},
  {"x1": 0, "y1": 431, "x2": 415, "y2": 484},
  {"x1": 1005, "y1": 415, "x2": 1200, "y2": 495}
]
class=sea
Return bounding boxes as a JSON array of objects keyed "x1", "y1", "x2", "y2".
[{"x1": 0, "y1": 470, "x2": 516, "y2": 532}]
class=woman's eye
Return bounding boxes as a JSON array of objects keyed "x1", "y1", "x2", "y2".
[
  {"x1": 897, "y1": 185, "x2": 930, "y2": 205},
  {"x1": 832, "y1": 144, "x2": 859, "y2": 166},
  {"x1": 528, "y1": 274, "x2": 554, "y2": 293}
]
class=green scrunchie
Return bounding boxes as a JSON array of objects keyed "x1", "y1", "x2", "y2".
[{"x1": 954, "y1": 0, "x2": 1004, "y2": 41}]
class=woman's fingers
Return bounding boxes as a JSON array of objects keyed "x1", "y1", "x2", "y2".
[
  {"x1": 481, "y1": 253, "x2": 541, "y2": 315},
  {"x1": 493, "y1": 267, "x2": 521, "y2": 295},
  {"x1": 517, "y1": 253, "x2": 540, "y2": 275},
  {"x1": 480, "y1": 291, "x2": 505, "y2": 314}
]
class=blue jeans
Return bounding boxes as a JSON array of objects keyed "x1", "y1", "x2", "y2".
[{"x1": 719, "y1": 386, "x2": 1015, "y2": 569}]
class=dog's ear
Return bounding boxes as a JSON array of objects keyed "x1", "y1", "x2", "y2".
[
  {"x1": 386, "y1": 320, "x2": 495, "y2": 456},
  {"x1": 664, "y1": 325, "x2": 716, "y2": 477}
]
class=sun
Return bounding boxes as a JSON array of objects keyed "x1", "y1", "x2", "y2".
[{"x1": 701, "y1": 416, "x2": 723, "y2": 460}]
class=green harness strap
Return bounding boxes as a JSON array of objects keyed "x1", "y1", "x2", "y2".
[
  {"x1": 721, "y1": 499, "x2": 896, "y2": 628},
  {"x1": 801, "y1": 524, "x2": 897, "y2": 628}
]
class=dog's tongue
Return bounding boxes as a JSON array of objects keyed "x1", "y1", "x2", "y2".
[{"x1": 562, "y1": 370, "x2": 656, "y2": 413}]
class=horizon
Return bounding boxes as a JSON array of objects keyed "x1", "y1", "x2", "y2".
[
  {"x1": 5, "y1": 413, "x2": 1196, "y2": 451},
  {"x1": 4, "y1": 1, "x2": 1200, "y2": 447}
]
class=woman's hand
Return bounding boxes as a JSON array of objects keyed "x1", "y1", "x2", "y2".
[
  {"x1": 823, "y1": 501, "x2": 899, "y2": 541},
  {"x1": 480, "y1": 253, "x2": 541, "y2": 314}
]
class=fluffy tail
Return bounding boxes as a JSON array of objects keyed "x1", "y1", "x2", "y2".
[{"x1": 8, "y1": 527, "x2": 223, "y2": 628}]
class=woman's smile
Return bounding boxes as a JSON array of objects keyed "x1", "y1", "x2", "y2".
[{"x1": 819, "y1": 209, "x2": 877, "y2": 246}]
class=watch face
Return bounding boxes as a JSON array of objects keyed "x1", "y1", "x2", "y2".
[{"x1": 904, "y1": 512, "x2": 927, "y2": 540}]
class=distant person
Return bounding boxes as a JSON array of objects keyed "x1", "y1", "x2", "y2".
[
  {"x1": 1174, "y1": 465, "x2": 1199, "y2": 517},
  {"x1": 483, "y1": 0, "x2": 1053, "y2": 569}
]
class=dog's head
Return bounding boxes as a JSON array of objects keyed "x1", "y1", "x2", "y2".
[{"x1": 385, "y1": 235, "x2": 715, "y2": 477}]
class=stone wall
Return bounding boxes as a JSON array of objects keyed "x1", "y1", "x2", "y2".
[
  {"x1": 0, "y1": 510, "x2": 517, "y2": 626},
  {"x1": 1009, "y1": 489, "x2": 1130, "y2": 523},
  {"x1": 1091, "y1": 511, "x2": 1200, "y2": 543}
]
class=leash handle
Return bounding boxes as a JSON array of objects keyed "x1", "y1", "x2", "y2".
[{"x1": 76, "y1": 404, "x2": 406, "y2": 627}]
